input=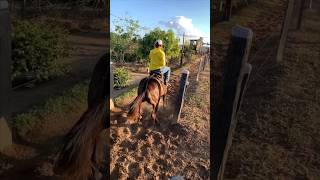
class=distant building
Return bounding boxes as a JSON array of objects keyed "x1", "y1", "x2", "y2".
[{"x1": 189, "y1": 37, "x2": 204, "y2": 54}]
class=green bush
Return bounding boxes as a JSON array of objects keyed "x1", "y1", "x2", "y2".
[
  {"x1": 11, "y1": 20, "x2": 70, "y2": 82},
  {"x1": 113, "y1": 67, "x2": 131, "y2": 89}
]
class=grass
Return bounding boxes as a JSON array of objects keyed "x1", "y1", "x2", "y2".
[
  {"x1": 14, "y1": 80, "x2": 89, "y2": 138},
  {"x1": 114, "y1": 87, "x2": 137, "y2": 106}
]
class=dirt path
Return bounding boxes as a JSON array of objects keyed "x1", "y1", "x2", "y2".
[
  {"x1": 112, "y1": 72, "x2": 148, "y2": 98},
  {"x1": 223, "y1": 1, "x2": 320, "y2": 179},
  {"x1": 9, "y1": 31, "x2": 107, "y2": 114},
  {"x1": 110, "y1": 56, "x2": 210, "y2": 179}
]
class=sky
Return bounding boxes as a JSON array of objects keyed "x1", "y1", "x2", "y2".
[{"x1": 110, "y1": 0, "x2": 210, "y2": 44}]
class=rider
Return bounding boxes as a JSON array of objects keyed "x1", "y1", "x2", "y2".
[{"x1": 148, "y1": 39, "x2": 171, "y2": 85}]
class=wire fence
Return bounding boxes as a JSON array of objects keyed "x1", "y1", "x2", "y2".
[{"x1": 212, "y1": 0, "x2": 311, "y2": 179}]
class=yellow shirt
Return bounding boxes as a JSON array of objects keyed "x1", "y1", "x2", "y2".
[{"x1": 148, "y1": 48, "x2": 166, "y2": 71}]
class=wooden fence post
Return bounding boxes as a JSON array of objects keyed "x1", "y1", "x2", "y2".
[
  {"x1": 309, "y1": 0, "x2": 312, "y2": 8},
  {"x1": 212, "y1": 25, "x2": 253, "y2": 180},
  {"x1": 22, "y1": 0, "x2": 26, "y2": 18},
  {"x1": 0, "y1": 0, "x2": 12, "y2": 151},
  {"x1": 174, "y1": 69, "x2": 189, "y2": 124},
  {"x1": 196, "y1": 58, "x2": 202, "y2": 82},
  {"x1": 180, "y1": 32, "x2": 185, "y2": 67},
  {"x1": 110, "y1": 61, "x2": 114, "y2": 110},
  {"x1": 224, "y1": 0, "x2": 232, "y2": 21},
  {"x1": 297, "y1": 0, "x2": 305, "y2": 29},
  {"x1": 202, "y1": 54, "x2": 207, "y2": 71},
  {"x1": 276, "y1": 0, "x2": 295, "y2": 62}
]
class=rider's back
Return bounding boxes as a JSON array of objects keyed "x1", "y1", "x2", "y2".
[{"x1": 149, "y1": 48, "x2": 165, "y2": 71}]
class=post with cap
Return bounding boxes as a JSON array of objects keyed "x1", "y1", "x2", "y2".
[
  {"x1": 0, "y1": 0, "x2": 13, "y2": 151},
  {"x1": 277, "y1": 0, "x2": 295, "y2": 62},
  {"x1": 174, "y1": 69, "x2": 189, "y2": 124},
  {"x1": 213, "y1": 25, "x2": 253, "y2": 180}
]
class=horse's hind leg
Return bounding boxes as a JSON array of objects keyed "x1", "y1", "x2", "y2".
[
  {"x1": 151, "y1": 104, "x2": 156, "y2": 126},
  {"x1": 151, "y1": 100, "x2": 160, "y2": 126},
  {"x1": 138, "y1": 103, "x2": 142, "y2": 122}
]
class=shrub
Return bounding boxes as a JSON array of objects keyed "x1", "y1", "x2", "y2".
[
  {"x1": 113, "y1": 67, "x2": 131, "y2": 89},
  {"x1": 11, "y1": 20, "x2": 70, "y2": 82}
]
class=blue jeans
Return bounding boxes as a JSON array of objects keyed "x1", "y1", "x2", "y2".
[{"x1": 160, "y1": 66, "x2": 170, "y2": 83}]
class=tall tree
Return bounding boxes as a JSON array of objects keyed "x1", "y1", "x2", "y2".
[
  {"x1": 139, "y1": 28, "x2": 180, "y2": 63},
  {"x1": 110, "y1": 16, "x2": 141, "y2": 62}
]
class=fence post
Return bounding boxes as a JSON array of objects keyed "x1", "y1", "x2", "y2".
[
  {"x1": 213, "y1": 25, "x2": 253, "y2": 180},
  {"x1": 174, "y1": 69, "x2": 189, "y2": 124},
  {"x1": 224, "y1": 0, "x2": 232, "y2": 21},
  {"x1": 276, "y1": 0, "x2": 295, "y2": 62},
  {"x1": 202, "y1": 55, "x2": 207, "y2": 71},
  {"x1": 0, "y1": 0, "x2": 12, "y2": 151},
  {"x1": 110, "y1": 61, "x2": 114, "y2": 110},
  {"x1": 180, "y1": 32, "x2": 185, "y2": 67},
  {"x1": 196, "y1": 58, "x2": 202, "y2": 82},
  {"x1": 309, "y1": 0, "x2": 312, "y2": 8},
  {"x1": 297, "y1": 0, "x2": 305, "y2": 29}
]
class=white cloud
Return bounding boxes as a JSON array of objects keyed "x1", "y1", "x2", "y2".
[{"x1": 159, "y1": 16, "x2": 208, "y2": 42}]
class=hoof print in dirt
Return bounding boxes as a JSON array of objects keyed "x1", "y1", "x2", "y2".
[{"x1": 169, "y1": 123, "x2": 188, "y2": 136}]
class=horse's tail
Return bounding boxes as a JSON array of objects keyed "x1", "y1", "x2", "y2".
[
  {"x1": 54, "y1": 100, "x2": 108, "y2": 179},
  {"x1": 127, "y1": 78, "x2": 148, "y2": 120}
]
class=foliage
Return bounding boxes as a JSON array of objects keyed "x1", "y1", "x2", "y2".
[
  {"x1": 110, "y1": 16, "x2": 141, "y2": 62},
  {"x1": 166, "y1": 29, "x2": 181, "y2": 59},
  {"x1": 113, "y1": 67, "x2": 131, "y2": 89},
  {"x1": 11, "y1": 20, "x2": 70, "y2": 82},
  {"x1": 111, "y1": 16, "x2": 181, "y2": 64},
  {"x1": 139, "y1": 28, "x2": 181, "y2": 63}
]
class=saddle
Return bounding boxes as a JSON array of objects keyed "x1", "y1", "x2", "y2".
[{"x1": 149, "y1": 70, "x2": 164, "y2": 82}]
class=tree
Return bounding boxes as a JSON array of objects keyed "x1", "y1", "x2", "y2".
[
  {"x1": 110, "y1": 16, "x2": 141, "y2": 62},
  {"x1": 166, "y1": 29, "x2": 180, "y2": 60},
  {"x1": 138, "y1": 28, "x2": 180, "y2": 64}
]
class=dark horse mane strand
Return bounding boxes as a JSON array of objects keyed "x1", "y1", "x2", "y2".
[{"x1": 54, "y1": 53, "x2": 109, "y2": 179}]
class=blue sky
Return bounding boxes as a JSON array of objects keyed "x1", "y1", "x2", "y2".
[{"x1": 110, "y1": 0, "x2": 210, "y2": 43}]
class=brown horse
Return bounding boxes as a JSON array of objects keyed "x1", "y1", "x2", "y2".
[
  {"x1": 54, "y1": 53, "x2": 109, "y2": 179},
  {"x1": 127, "y1": 74, "x2": 167, "y2": 125}
]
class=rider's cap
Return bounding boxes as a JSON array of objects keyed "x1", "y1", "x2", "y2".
[{"x1": 155, "y1": 39, "x2": 163, "y2": 46}]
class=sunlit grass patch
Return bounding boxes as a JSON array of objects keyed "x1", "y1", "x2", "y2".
[
  {"x1": 14, "y1": 81, "x2": 89, "y2": 138},
  {"x1": 114, "y1": 87, "x2": 138, "y2": 106}
]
